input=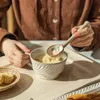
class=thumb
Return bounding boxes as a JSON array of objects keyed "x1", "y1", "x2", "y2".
[
  {"x1": 71, "y1": 27, "x2": 77, "y2": 34},
  {"x1": 15, "y1": 41, "x2": 31, "y2": 53}
]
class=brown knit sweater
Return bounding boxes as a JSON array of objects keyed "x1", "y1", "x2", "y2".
[{"x1": 0, "y1": 0, "x2": 100, "y2": 50}]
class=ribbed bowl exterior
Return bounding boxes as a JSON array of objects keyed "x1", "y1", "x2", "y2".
[
  {"x1": 30, "y1": 47, "x2": 67, "y2": 80},
  {"x1": 31, "y1": 59, "x2": 66, "y2": 79}
]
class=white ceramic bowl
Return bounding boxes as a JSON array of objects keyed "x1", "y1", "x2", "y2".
[{"x1": 30, "y1": 47, "x2": 68, "y2": 80}]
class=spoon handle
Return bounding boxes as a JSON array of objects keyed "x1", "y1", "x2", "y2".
[{"x1": 63, "y1": 21, "x2": 89, "y2": 48}]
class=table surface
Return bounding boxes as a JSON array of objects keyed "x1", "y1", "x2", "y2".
[{"x1": 0, "y1": 41, "x2": 100, "y2": 100}]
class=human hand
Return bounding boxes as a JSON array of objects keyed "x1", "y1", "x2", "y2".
[
  {"x1": 1, "y1": 38, "x2": 31, "y2": 67},
  {"x1": 70, "y1": 24, "x2": 94, "y2": 47}
]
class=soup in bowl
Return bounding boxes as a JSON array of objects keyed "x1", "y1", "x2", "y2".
[{"x1": 30, "y1": 47, "x2": 68, "y2": 80}]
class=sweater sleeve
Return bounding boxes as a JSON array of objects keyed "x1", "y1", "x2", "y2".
[
  {"x1": 86, "y1": 0, "x2": 100, "y2": 50},
  {"x1": 0, "y1": 0, "x2": 17, "y2": 43}
]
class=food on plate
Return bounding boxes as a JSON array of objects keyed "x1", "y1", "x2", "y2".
[
  {"x1": 0, "y1": 72, "x2": 15, "y2": 85},
  {"x1": 67, "y1": 94, "x2": 100, "y2": 100},
  {"x1": 0, "y1": 73, "x2": 4, "y2": 85},
  {"x1": 35, "y1": 54, "x2": 64, "y2": 63},
  {"x1": 3, "y1": 72, "x2": 15, "y2": 84}
]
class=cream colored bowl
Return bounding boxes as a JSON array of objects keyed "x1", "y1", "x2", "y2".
[
  {"x1": 30, "y1": 47, "x2": 68, "y2": 80},
  {"x1": 0, "y1": 67, "x2": 20, "y2": 92}
]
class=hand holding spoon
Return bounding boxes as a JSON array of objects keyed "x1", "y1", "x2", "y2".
[{"x1": 47, "y1": 21, "x2": 89, "y2": 57}]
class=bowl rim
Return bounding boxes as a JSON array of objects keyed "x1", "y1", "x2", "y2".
[{"x1": 30, "y1": 47, "x2": 68, "y2": 65}]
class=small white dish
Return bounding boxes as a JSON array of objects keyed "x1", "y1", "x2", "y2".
[
  {"x1": 30, "y1": 47, "x2": 68, "y2": 80},
  {"x1": 0, "y1": 67, "x2": 20, "y2": 92}
]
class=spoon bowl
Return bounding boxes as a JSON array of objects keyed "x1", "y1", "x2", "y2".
[{"x1": 47, "y1": 44, "x2": 64, "y2": 57}]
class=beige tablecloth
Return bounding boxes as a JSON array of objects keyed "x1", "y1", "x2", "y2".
[{"x1": 0, "y1": 48, "x2": 100, "y2": 100}]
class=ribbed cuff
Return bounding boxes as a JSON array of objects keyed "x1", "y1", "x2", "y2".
[
  {"x1": 0, "y1": 33, "x2": 18, "y2": 52},
  {"x1": 2, "y1": 33, "x2": 18, "y2": 41},
  {"x1": 71, "y1": 46, "x2": 86, "y2": 51}
]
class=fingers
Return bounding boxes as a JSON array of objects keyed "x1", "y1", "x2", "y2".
[
  {"x1": 12, "y1": 43, "x2": 30, "y2": 60},
  {"x1": 71, "y1": 24, "x2": 94, "y2": 47},
  {"x1": 71, "y1": 24, "x2": 94, "y2": 37},
  {"x1": 77, "y1": 26, "x2": 93, "y2": 36},
  {"x1": 71, "y1": 28, "x2": 77, "y2": 34},
  {"x1": 72, "y1": 30, "x2": 93, "y2": 43},
  {"x1": 15, "y1": 41, "x2": 31, "y2": 53},
  {"x1": 2, "y1": 39, "x2": 31, "y2": 67},
  {"x1": 10, "y1": 59, "x2": 30, "y2": 67},
  {"x1": 71, "y1": 36, "x2": 93, "y2": 47},
  {"x1": 71, "y1": 31, "x2": 94, "y2": 47},
  {"x1": 7, "y1": 45, "x2": 30, "y2": 67},
  {"x1": 8, "y1": 54, "x2": 30, "y2": 67}
]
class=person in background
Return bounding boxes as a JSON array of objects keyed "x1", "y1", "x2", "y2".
[{"x1": 0, "y1": 0, "x2": 100, "y2": 67}]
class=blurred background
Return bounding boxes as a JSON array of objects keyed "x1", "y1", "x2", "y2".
[
  {"x1": 1, "y1": 5, "x2": 23, "y2": 40},
  {"x1": 1, "y1": 5, "x2": 16, "y2": 34}
]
